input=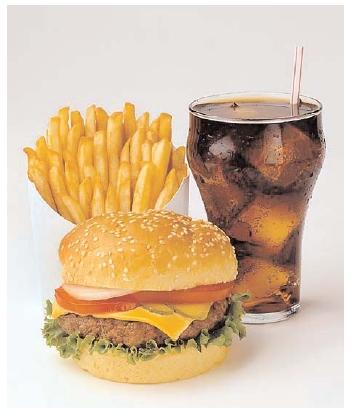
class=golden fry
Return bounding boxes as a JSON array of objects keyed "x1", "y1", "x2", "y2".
[
  {"x1": 120, "y1": 137, "x2": 131, "y2": 162},
  {"x1": 142, "y1": 140, "x2": 152, "y2": 162},
  {"x1": 132, "y1": 162, "x2": 154, "y2": 213},
  {"x1": 47, "y1": 149, "x2": 64, "y2": 175},
  {"x1": 137, "y1": 112, "x2": 150, "y2": 129},
  {"x1": 105, "y1": 184, "x2": 118, "y2": 214},
  {"x1": 48, "y1": 166, "x2": 72, "y2": 221},
  {"x1": 85, "y1": 105, "x2": 96, "y2": 137},
  {"x1": 151, "y1": 142, "x2": 158, "y2": 160},
  {"x1": 149, "y1": 117, "x2": 160, "y2": 137},
  {"x1": 24, "y1": 146, "x2": 37, "y2": 161},
  {"x1": 176, "y1": 163, "x2": 188, "y2": 185},
  {"x1": 91, "y1": 175, "x2": 105, "y2": 217},
  {"x1": 63, "y1": 150, "x2": 79, "y2": 178},
  {"x1": 107, "y1": 114, "x2": 124, "y2": 187},
  {"x1": 58, "y1": 107, "x2": 69, "y2": 150},
  {"x1": 62, "y1": 194, "x2": 85, "y2": 224},
  {"x1": 70, "y1": 110, "x2": 85, "y2": 136},
  {"x1": 116, "y1": 162, "x2": 131, "y2": 212},
  {"x1": 77, "y1": 137, "x2": 94, "y2": 181},
  {"x1": 123, "y1": 102, "x2": 136, "y2": 140},
  {"x1": 146, "y1": 129, "x2": 158, "y2": 143},
  {"x1": 93, "y1": 130, "x2": 109, "y2": 192},
  {"x1": 48, "y1": 116, "x2": 61, "y2": 155},
  {"x1": 172, "y1": 146, "x2": 186, "y2": 170},
  {"x1": 95, "y1": 107, "x2": 109, "y2": 131},
  {"x1": 64, "y1": 161, "x2": 80, "y2": 201},
  {"x1": 35, "y1": 137, "x2": 49, "y2": 166},
  {"x1": 83, "y1": 165, "x2": 97, "y2": 181},
  {"x1": 151, "y1": 139, "x2": 172, "y2": 204},
  {"x1": 159, "y1": 112, "x2": 172, "y2": 141},
  {"x1": 155, "y1": 168, "x2": 179, "y2": 209},
  {"x1": 66, "y1": 124, "x2": 81, "y2": 156},
  {"x1": 79, "y1": 178, "x2": 93, "y2": 219},
  {"x1": 28, "y1": 165, "x2": 57, "y2": 211},
  {"x1": 130, "y1": 128, "x2": 145, "y2": 190}
]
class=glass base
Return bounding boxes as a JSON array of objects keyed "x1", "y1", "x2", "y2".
[{"x1": 242, "y1": 303, "x2": 300, "y2": 324}]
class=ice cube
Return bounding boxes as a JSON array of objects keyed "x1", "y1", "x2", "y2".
[
  {"x1": 247, "y1": 124, "x2": 315, "y2": 188},
  {"x1": 234, "y1": 257, "x2": 292, "y2": 300},
  {"x1": 198, "y1": 164, "x2": 248, "y2": 227},
  {"x1": 228, "y1": 194, "x2": 304, "y2": 254},
  {"x1": 209, "y1": 135, "x2": 236, "y2": 161}
]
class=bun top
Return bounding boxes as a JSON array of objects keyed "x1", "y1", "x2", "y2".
[{"x1": 59, "y1": 210, "x2": 238, "y2": 291}]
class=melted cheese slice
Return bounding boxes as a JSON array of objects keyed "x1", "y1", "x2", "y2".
[{"x1": 51, "y1": 301, "x2": 212, "y2": 341}]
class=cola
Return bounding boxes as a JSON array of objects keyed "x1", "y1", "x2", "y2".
[{"x1": 187, "y1": 93, "x2": 325, "y2": 323}]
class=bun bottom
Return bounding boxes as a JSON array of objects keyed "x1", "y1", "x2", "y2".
[{"x1": 74, "y1": 345, "x2": 229, "y2": 384}]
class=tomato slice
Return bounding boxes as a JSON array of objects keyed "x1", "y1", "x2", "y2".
[{"x1": 55, "y1": 281, "x2": 236, "y2": 315}]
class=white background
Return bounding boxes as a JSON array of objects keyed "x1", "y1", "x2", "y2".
[{"x1": 7, "y1": 5, "x2": 343, "y2": 408}]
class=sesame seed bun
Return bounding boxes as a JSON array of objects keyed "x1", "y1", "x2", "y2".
[
  {"x1": 59, "y1": 210, "x2": 237, "y2": 291},
  {"x1": 75, "y1": 344, "x2": 229, "y2": 384}
]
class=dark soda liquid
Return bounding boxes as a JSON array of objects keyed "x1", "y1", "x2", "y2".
[{"x1": 187, "y1": 96, "x2": 325, "y2": 315}]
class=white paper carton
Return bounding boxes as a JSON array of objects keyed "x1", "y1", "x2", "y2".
[{"x1": 28, "y1": 176, "x2": 189, "y2": 300}]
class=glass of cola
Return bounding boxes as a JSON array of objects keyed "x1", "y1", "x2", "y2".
[{"x1": 187, "y1": 92, "x2": 325, "y2": 323}]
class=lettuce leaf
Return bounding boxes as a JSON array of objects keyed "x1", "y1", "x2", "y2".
[{"x1": 42, "y1": 293, "x2": 249, "y2": 364}]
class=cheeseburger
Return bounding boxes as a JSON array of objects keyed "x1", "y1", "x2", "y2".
[{"x1": 43, "y1": 210, "x2": 248, "y2": 383}]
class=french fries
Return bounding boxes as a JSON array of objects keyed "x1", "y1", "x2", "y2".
[
  {"x1": 93, "y1": 130, "x2": 109, "y2": 191},
  {"x1": 146, "y1": 129, "x2": 158, "y2": 143},
  {"x1": 123, "y1": 102, "x2": 136, "y2": 140},
  {"x1": 132, "y1": 162, "x2": 154, "y2": 212},
  {"x1": 28, "y1": 165, "x2": 56, "y2": 211},
  {"x1": 83, "y1": 165, "x2": 97, "y2": 181},
  {"x1": 149, "y1": 117, "x2": 159, "y2": 136},
  {"x1": 48, "y1": 116, "x2": 61, "y2": 156},
  {"x1": 176, "y1": 163, "x2": 188, "y2": 185},
  {"x1": 137, "y1": 112, "x2": 149, "y2": 129},
  {"x1": 120, "y1": 137, "x2": 131, "y2": 162},
  {"x1": 107, "y1": 113, "x2": 123, "y2": 187},
  {"x1": 63, "y1": 150, "x2": 79, "y2": 179},
  {"x1": 47, "y1": 149, "x2": 64, "y2": 175},
  {"x1": 48, "y1": 166, "x2": 72, "y2": 221},
  {"x1": 155, "y1": 168, "x2": 179, "y2": 209},
  {"x1": 79, "y1": 178, "x2": 93, "y2": 219},
  {"x1": 159, "y1": 113, "x2": 172, "y2": 141},
  {"x1": 130, "y1": 128, "x2": 145, "y2": 190},
  {"x1": 85, "y1": 105, "x2": 96, "y2": 137},
  {"x1": 95, "y1": 107, "x2": 108, "y2": 131},
  {"x1": 62, "y1": 194, "x2": 85, "y2": 224},
  {"x1": 66, "y1": 124, "x2": 81, "y2": 156},
  {"x1": 24, "y1": 103, "x2": 188, "y2": 223},
  {"x1": 78, "y1": 137, "x2": 94, "y2": 181},
  {"x1": 117, "y1": 162, "x2": 131, "y2": 212},
  {"x1": 35, "y1": 137, "x2": 49, "y2": 166},
  {"x1": 58, "y1": 107, "x2": 69, "y2": 150},
  {"x1": 105, "y1": 184, "x2": 118, "y2": 214},
  {"x1": 142, "y1": 140, "x2": 152, "y2": 162},
  {"x1": 64, "y1": 161, "x2": 79, "y2": 201},
  {"x1": 71, "y1": 110, "x2": 85, "y2": 136},
  {"x1": 91, "y1": 176, "x2": 105, "y2": 217},
  {"x1": 172, "y1": 146, "x2": 186, "y2": 170},
  {"x1": 151, "y1": 139, "x2": 172, "y2": 205}
]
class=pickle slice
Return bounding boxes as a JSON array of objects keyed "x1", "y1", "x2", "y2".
[
  {"x1": 171, "y1": 303, "x2": 211, "y2": 320},
  {"x1": 142, "y1": 304, "x2": 175, "y2": 316}
]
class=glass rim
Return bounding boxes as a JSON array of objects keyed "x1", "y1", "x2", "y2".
[{"x1": 188, "y1": 91, "x2": 323, "y2": 124}]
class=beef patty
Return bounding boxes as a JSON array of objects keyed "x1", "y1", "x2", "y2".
[{"x1": 57, "y1": 299, "x2": 229, "y2": 347}]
